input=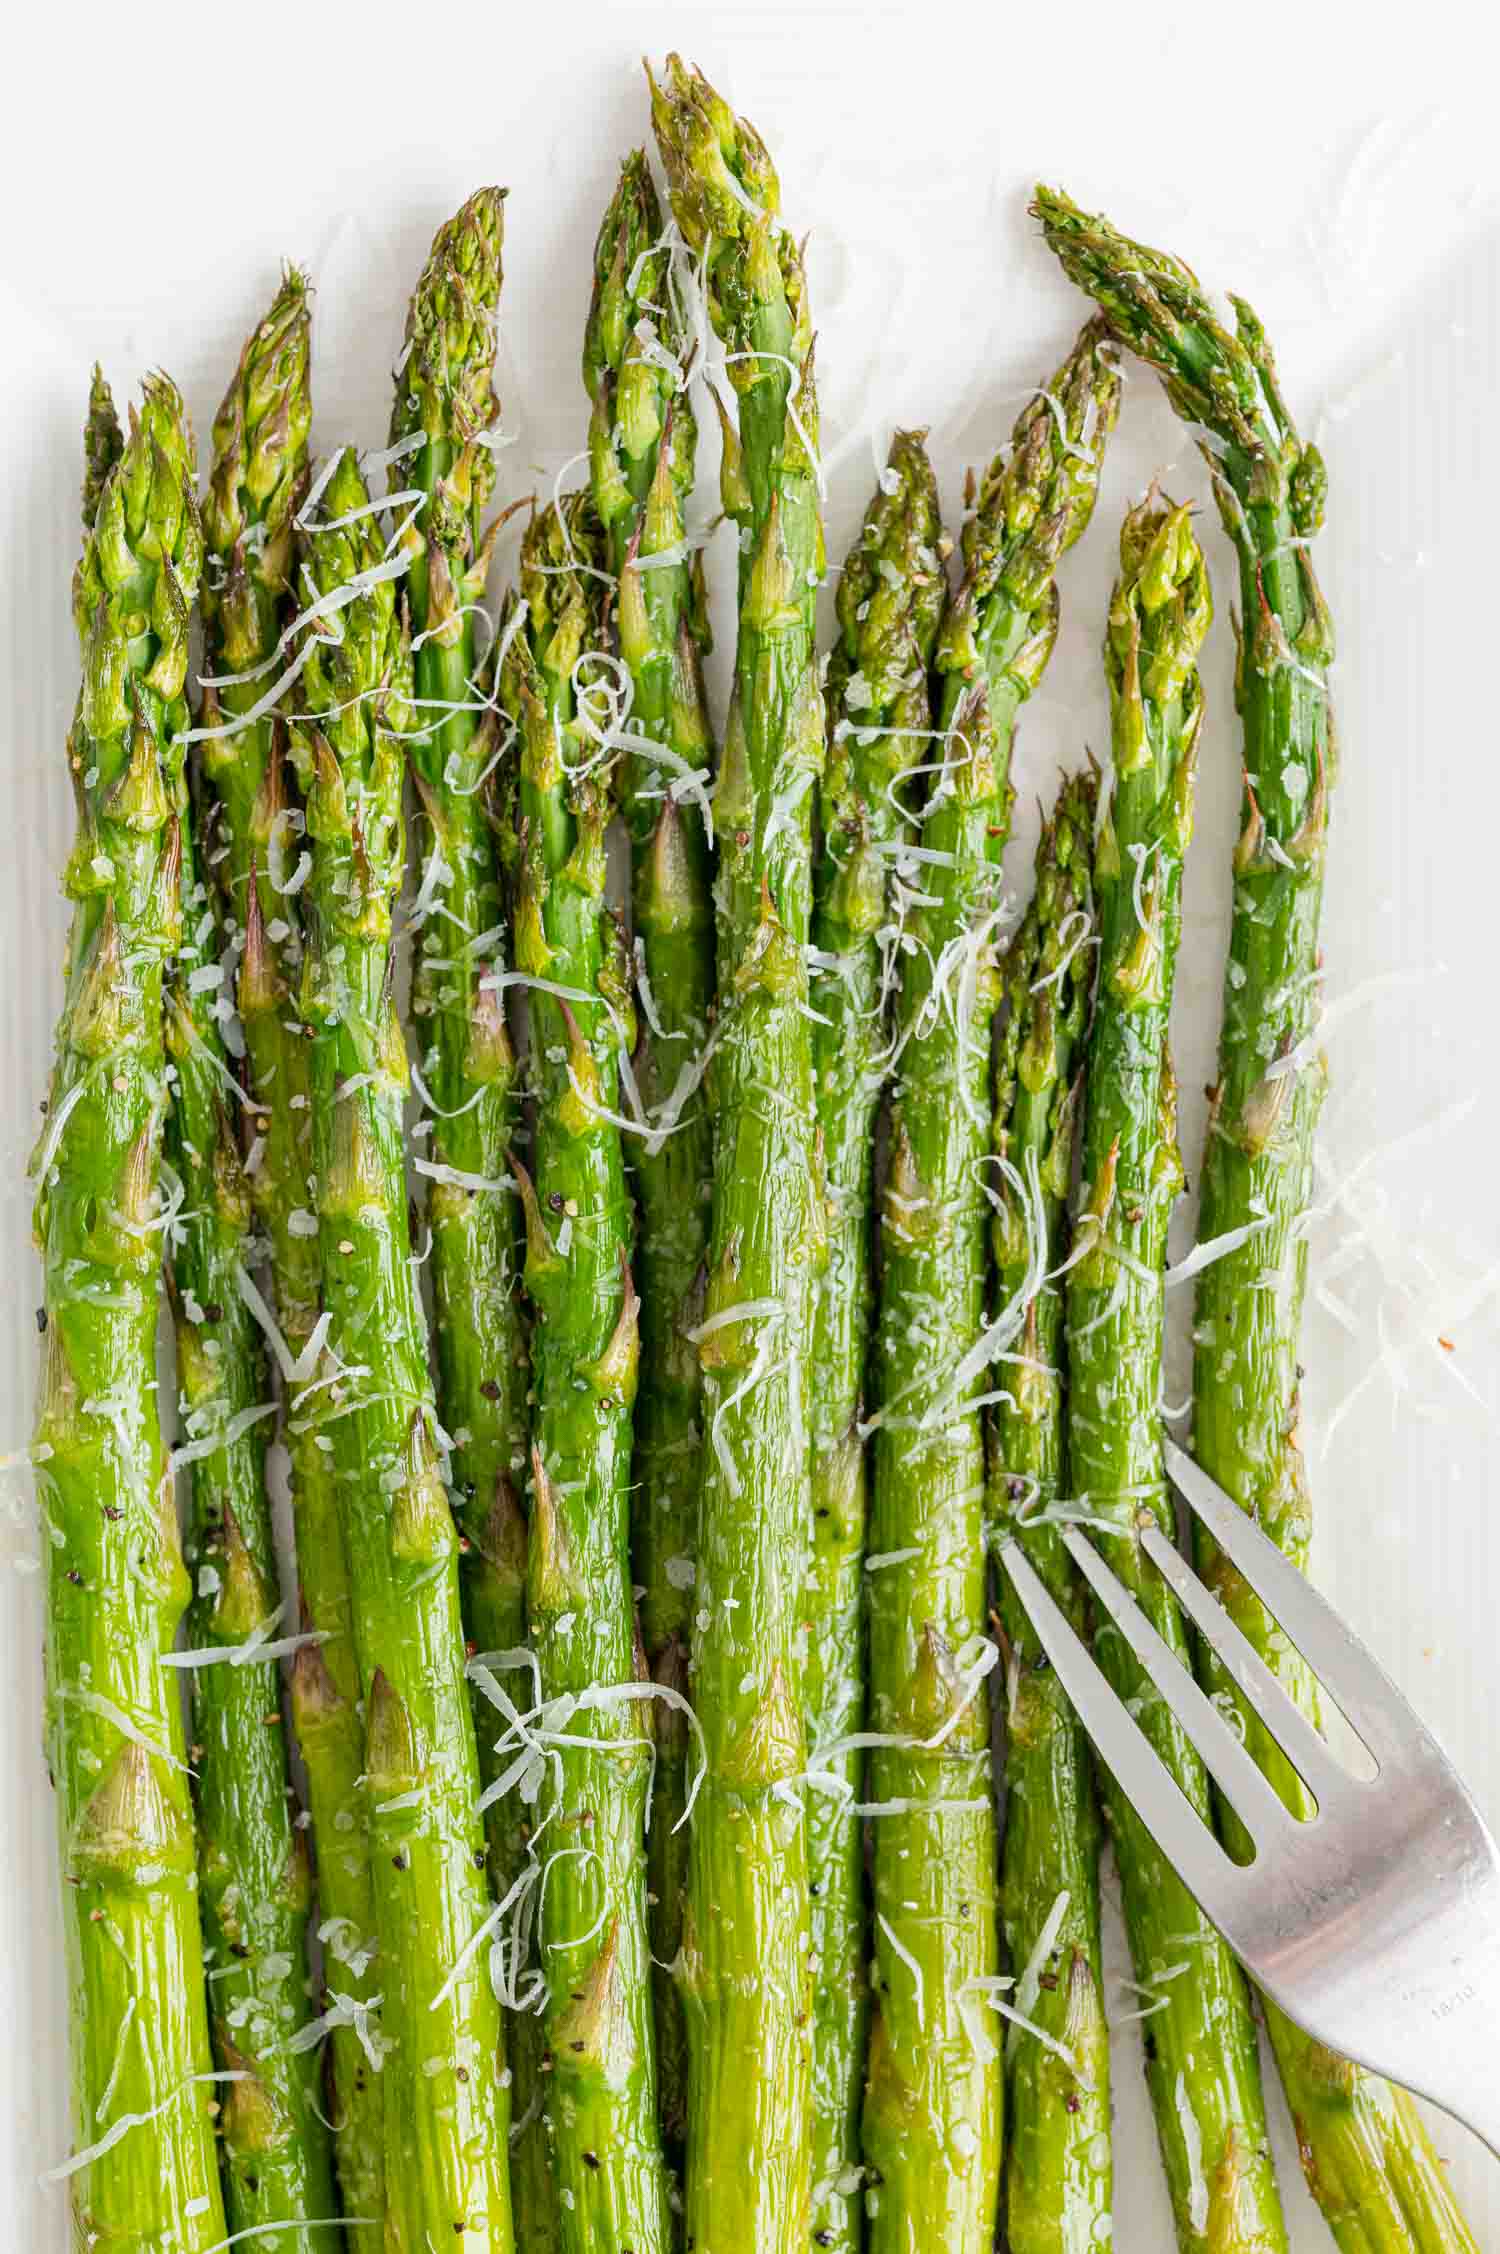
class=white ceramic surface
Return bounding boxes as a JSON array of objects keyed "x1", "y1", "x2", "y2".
[{"x1": 2, "y1": 7, "x2": 1497, "y2": 2242}]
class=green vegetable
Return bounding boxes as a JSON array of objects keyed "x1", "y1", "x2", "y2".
[
  {"x1": 1034, "y1": 182, "x2": 1482, "y2": 2254},
  {"x1": 1062, "y1": 491, "x2": 1289, "y2": 2254},
  {"x1": 500, "y1": 494, "x2": 670, "y2": 2253},
  {"x1": 166, "y1": 837, "x2": 336, "y2": 2240},
  {"x1": 808, "y1": 430, "x2": 945, "y2": 2254},
  {"x1": 582, "y1": 152, "x2": 716, "y2": 2163},
  {"x1": 388, "y1": 192, "x2": 552, "y2": 2246},
  {"x1": 390, "y1": 189, "x2": 526, "y2": 1729},
  {"x1": 864, "y1": 320, "x2": 1118, "y2": 2254},
  {"x1": 196, "y1": 272, "x2": 385, "y2": 2224},
  {"x1": 33, "y1": 372, "x2": 226, "y2": 2249},
  {"x1": 294, "y1": 446, "x2": 513, "y2": 2252},
  {"x1": 648, "y1": 55, "x2": 825, "y2": 2252},
  {"x1": 989, "y1": 773, "x2": 1110, "y2": 2254}
]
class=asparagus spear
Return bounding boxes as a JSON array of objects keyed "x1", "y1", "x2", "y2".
[
  {"x1": 989, "y1": 772, "x2": 1110, "y2": 2254},
  {"x1": 1037, "y1": 189, "x2": 1483, "y2": 2254},
  {"x1": 807, "y1": 431, "x2": 945, "y2": 2253},
  {"x1": 862, "y1": 323, "x2": 1117, "y2": 2254},
  {"x1": 390, "y1": 188, "x2": 525, "y2": 1675},
  {"x1": 195, "y1": 272, "x2": 386, "y2": 2223},
  {"x1": 582, "y1": 150, "x2": 717, "y2": 2169},
  {"x1": 33, "y1": 373, "x2": 227, "y2": 2248},
  {"x1": 294, "y1": 446, "x2": 513, "y2": 2251},
  {"x1": 166, "y1": 827, "x2": 336, "y2": 2237},
  {"x1": 386, "y1": 191, "x2": 556, "y2": 2246},
  {"x1": 498, "y1": 494, "x2": 671, "y2": 2253},
  {"x1": 1062, "y1": 494, "x2": 1289, "y2": 2253},
  {"x1": 648, "y1": 57, "x2": 825, "y2": 2251}
]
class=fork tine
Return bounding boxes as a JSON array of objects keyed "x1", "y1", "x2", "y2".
[
  {"x1": 1138, "y1": 1524, "x2": 1360, "y2": 1813},
  {"x1": 1060, "y1": 1529, "x2": 1302, "y2": 1852},
  {"x1": 999, "y1": 1540, "x2": 1254, "y2": 1935},
  {"x1": 1163, "y1": 1439, "x2": 1414, "y2": 1767}
]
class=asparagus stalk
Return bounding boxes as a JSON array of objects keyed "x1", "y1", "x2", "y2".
[
  {"x1": 498, "y1": 494, "x2": 670, "y2": 2253},
  {"x1": 582, "y1": 150, "x2": 717, "y2": 2169},
  {"x1": 989, "y1": 772, "x2": 1110, "y2": 2254},
  {"x1": 390, "y1": 188, "x2": 525, "y2": 1688},
  {"x1": 33, "y1": 373, "x2": 227, "y2": 2247},
  {"x1": 807, "y1": 432, "x2": 945, "y2": 2254},
  {"x1": 166, "y1": 828, "x2": 336, "y2": 2238},
  {"x1": 196, "y1": 272, "x2": 385, "y2": 2223},
  {"x1": 387, "y1": 192, "x2": 555, "y2": 2246},
  {"x1": 864, "y1": 321, "x2": 1118, "y2": 2254},
  {"x1": 1062, "y1": 494, "x2": 1289, "y2": 2253},
  {"x1": 294, "y1": 447, "x2": 513, "y2": 2251},
  {"x1": 389, "y1": 201, "x2": 527, "y2": 1553},
  {"x1": 1035, "y1": 184, "x2": 1482, "y2": 2254},
  {"x1": 648, "y1": 57, "x2": 827, "y2": 2252}
]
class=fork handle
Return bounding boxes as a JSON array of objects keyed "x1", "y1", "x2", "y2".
[
  {"x1": 1339, "y1": 1930, "x2": 1500, "y2": 2163},
  {"x1": 1405, "y1": 1983, "x2": 1500, "y2": 2161},
  {"x1": 1272, "y1": 1890, "x2": 1500, "y2": 2166}
]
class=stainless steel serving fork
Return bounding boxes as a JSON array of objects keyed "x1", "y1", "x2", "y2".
[{"x1": 1000, "y1": 1437, "x2": 1500, "y2": 2155}]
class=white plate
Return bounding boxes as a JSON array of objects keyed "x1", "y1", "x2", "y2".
[{"x1": 1, "y1": 9, "x2": 1496, "y2": 2243}]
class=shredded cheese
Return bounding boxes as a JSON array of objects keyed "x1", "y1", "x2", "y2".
[
  {"x1": 876, "y1": 1913, "x2": 925, "y2": 2031},
  {"x1": 41, "y1": 2073, "x2": 247, "y2": 2184}
]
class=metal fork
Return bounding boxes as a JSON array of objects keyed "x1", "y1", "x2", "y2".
[{"x1": 999, "y1": 1436, "x2": 1500, "y2": 2156}]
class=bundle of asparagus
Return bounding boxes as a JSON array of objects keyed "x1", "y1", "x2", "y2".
[
  {"x1": 1038, "y1": 188, "x2": 1482, "y2": 2254},
  {"x1": 23, "y1": 56, "x2": 1478, "y2": 2254}
]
